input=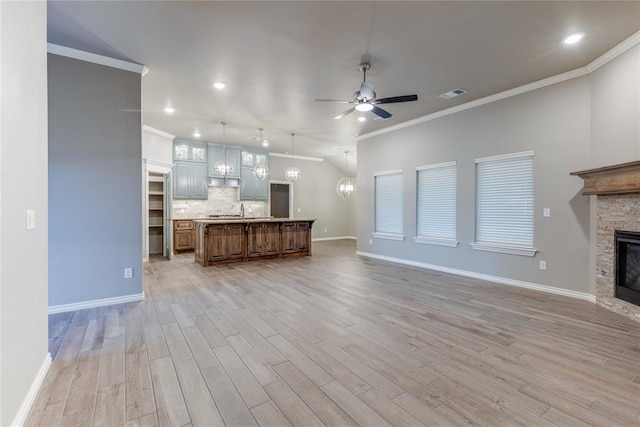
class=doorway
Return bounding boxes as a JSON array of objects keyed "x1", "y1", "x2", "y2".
[{"x1": 270, "y1": 182, "x2": 291, "y2": 218}]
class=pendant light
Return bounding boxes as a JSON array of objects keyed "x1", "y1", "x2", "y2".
[
  {"x1": 284, "y1": 133, "x2": 301, "y2": 183},
  {"x1": 253, "y1": 128, "x2": 270, "y2": 181},
  {"x1": 336, "y1": 151, "x2": 357, "y2": 198},
  {"x1": 214, "y1": 121, "x2": 234, "y2": 178}
]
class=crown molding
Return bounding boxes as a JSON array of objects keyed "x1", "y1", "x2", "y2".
[
  {"x1": 358, "y1": 31, "x2": 640, "y2": 142},
  {"x1": 47, "y1": 43, "x2": 147, "y2": 74},
  {"x1": 587, "y1": 30, "x2": 640, "y2": 73},
  {"x1": 269, "y1": 152, "x2": 324, "y2": 162},
  {"x1": 143, "y1": 125, "x2": 175, "y2": 140}
]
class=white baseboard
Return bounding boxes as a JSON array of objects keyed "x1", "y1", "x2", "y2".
[
  {"x1": 313, "y1": 236, "x2": 357, "y2": 242},
  {"x1": 356, "y1": 251, "x2": 596, "y2": 303},
  {"x1": 11, "y1": 352, "x2": 52, "y2": 426},
  {"x1": 48, "y1": 292, "x2": 145, "y2": 314}
]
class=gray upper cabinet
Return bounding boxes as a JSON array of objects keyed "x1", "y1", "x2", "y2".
[
  {"x1": 239, "y1": 150, "x2": 269, "y2": 201},
  {"x1": 174, "y1": 140, "x2": 207, "y2": 162},
  {"x1": 208, "y1": 143, "x2": 241, "y2": 179},
  {"x1": 173, "y1": 140, "x2": 208, "y2": 200},
  {"x1": 173, "y1": 161, "x2": 208, "y2": 200}
]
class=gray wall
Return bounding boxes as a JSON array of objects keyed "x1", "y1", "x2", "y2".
[
  {"x1": 357, "y1": 43, "x2": 640, "y2": 295},
  {"x1": 0, "y1": 2, "x2": 49, "y2": 424},
  {"x1": 48, "y1": 55, "x2": 143, "y2": 306},
  {"x1": 269, "y1": 156, "x2": 353, "y2": 239}
]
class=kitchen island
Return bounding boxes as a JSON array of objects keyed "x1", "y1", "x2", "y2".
[{"x1": 194, "y1": 218, "x2": 315, "y2": 266}]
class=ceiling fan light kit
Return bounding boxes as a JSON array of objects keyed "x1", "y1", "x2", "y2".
[{"x1": 316, "y1": 62, "x2": 418, "y2": 120}]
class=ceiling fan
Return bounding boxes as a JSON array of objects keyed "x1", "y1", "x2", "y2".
[{"x1": 316, "y1": 63, "x2": 418, "y2": 120}]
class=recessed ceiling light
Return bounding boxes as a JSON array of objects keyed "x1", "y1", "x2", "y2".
[
  {"x1": 213, "y1": 82, "x2": 226, "y2": 90},
  {"x1": 563, "y1": 33, "x2": 584, "y2": 45},
  {"x1": 357, "y1": 117, "x2": 366, "y2": 122},
  {"x1": 262, "y1": 141, "x2": 269, "y2": 147},
  {"x1": 193, "y1": 130, "x2": 201, "y2": 138},
  {"x1": 164, "y1": 106, "x2": 175, "y2": 114},
  {"x1": 334, "y1": 148, "x2": 344, "y2": 152}
]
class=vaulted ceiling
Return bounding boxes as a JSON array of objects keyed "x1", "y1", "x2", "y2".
[{"x1": 47, "y1": 1, "x2": 640, "y2": 170}]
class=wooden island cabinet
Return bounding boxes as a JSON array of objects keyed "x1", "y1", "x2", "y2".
[{"x1": 195, "y1": 218, "x2": 314, "y2": 266}]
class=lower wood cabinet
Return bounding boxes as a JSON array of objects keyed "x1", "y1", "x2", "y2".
[
  {"x1": 195, "y1": 219, "x2": 314, "y2": 266},
  {"x1": 173, "y1": 220, "x2": 195, "y2": 253},
  {"x1": 281, "y1": 222, "x2": 310, "y2": 255},
  {"x1": 206, "y1": 223, "x2": 245, "y2": 262},
  {"x1": 247, "y1": 223, "x2": 280, "y2": 258}
]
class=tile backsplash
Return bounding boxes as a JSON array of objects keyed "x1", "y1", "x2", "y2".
[{"x1": 172, "y1": 187, "x2": 267, "y2": 219}]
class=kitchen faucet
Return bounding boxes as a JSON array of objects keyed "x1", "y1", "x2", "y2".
[{"x1": 240, "y1": 203, "x2": 244, "y2": 219}]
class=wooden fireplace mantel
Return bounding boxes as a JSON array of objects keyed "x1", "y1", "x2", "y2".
[{"x1": 570, "y1": 160, "x2": 640, "y2": 195}]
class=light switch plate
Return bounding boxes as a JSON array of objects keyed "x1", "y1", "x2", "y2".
[
  {"x1": 543, "y1": 208, "x2": 551, "y2": 218},
  {"x1": 539, "y1": 261, "x2": 547, "y2": 270},
  {"x1": 124, "y1": 268, "x2": 133, "y2": 279},
  {"x1": 26, "y1": 210, "x2": 35, "y2": 230}
]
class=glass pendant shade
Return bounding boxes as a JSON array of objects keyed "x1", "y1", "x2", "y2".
[
  {"x1": 285, "y1": 133, "x2": 300, "y2": 183},
  {"x1": 215, "y1": 160, "x2": 233, "y2": 177},
  {"x1": 254, "y1": 163, "x2": 270, "y2": 181},
  {"x1": 253, "y1": 128, "x2": 270, "y2": 181},
  {"x1": 336, "y1": 150, "x2": 357, "y2": 198},
  {"x1": 336, "y1": 176, "x2": 357, "y2": 198},
  {"x1": 285, "y1": 166, "x2": 301, "y2": 183}
]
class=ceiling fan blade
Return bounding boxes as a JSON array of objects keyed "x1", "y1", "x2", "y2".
[
  {"x1": 372, "y1": 105, "x2": 392, "y2": 120},
  {"x1": 376, "y1": 94, "x2": 418, "y2": 104},
  {"x1": 334, "y1": 107, "x2": 356, "y2": 120},
  {"x1": 315, "y1": 98, "x2": 353, "y2": 104},
  {"x1": 360, "y1": 81, "x2": 375, "y2": 100}
]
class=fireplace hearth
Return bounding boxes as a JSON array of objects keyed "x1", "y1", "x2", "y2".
[{"x1": 616, "y1": 230, "x2": 640, "y2": 306}]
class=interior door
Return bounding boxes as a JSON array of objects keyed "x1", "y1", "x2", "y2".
[
  {"x1": 270, "y1": 183, "x2": 290, "y2": 218},
  {"x1": 164, "y1": 172, "x2": 173, "y2": 259}
]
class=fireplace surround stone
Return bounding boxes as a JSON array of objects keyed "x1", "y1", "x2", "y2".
[{"x1": 572, "y1": 161, "x2": 640, "y2": 322}]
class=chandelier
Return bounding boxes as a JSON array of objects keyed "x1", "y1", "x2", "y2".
[
  {"x1": 253, "y1": 128, "x2": 270, "y2": 181},
  {"x1": 285, "y1": 133, "x2": 301, "y2": 183},
  {"x1": 336, "y1": 151, "x2": 357, "y2": 198},
  {"x1": 214, "y1": 121, "x2": 234, "y2": 178}
]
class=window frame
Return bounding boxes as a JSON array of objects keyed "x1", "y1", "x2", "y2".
[
  {"x1": 373, "y1": 169, "x2": 405, "y2": 241},
  {"x1": 414, "y1": 161, "x2": 458, "y2": 247},
  {"x1": 471, "y1": 150, "x2": 537, "y2": 257}
]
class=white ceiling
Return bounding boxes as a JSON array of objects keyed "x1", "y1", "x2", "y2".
[{"x1": 47, "y1": 1, "x2": 640, "y2": 171}]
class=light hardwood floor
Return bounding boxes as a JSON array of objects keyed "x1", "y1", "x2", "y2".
[{"x1": 27, "y1": 240, "x2": 640, "y2": 426}]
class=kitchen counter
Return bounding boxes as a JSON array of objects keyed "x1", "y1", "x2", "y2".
[
  {"x1": 193, "y1": 217, "x2": 316, "y2": 224},
  {"x1": 194, "y1": 218, "x2": 315, "y2": 266}
]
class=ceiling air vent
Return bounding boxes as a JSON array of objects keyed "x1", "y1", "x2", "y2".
[{"x1": 439, "y1": 88, "x2": 468, "y2": 100}]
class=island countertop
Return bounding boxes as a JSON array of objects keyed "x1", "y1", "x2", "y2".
[{"x1": 193, "y1": 218, "x2": 316, "y2": 224}]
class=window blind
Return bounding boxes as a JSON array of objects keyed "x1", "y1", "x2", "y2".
[
  {"x1": 476, "y1": 152, "x2": 534, "y2": 247},
  {"x1": 375, "y1": 171, "x2": 403, "y2": 235},
  {"x1": 417, "y1": 162, "x2": 456, "y2": 241}
]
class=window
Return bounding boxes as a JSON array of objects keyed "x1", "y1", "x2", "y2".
[
  {"x1": 472, "y1": 150, "x2": 536, "y2": 256},
  {"x1": 415, "y1": 161, "x2": 457, "y2": 247},
  {"x1": 374, "y1": 170, "x2": 404, "y2": 240}
]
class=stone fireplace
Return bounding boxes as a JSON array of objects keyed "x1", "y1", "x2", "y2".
[{"x1": 571, "y1": 161, "x2": 640, "y2": 322}]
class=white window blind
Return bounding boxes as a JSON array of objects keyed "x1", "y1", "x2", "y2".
[
  {"x1": 374, "y1": 170, "x2": 404, "y2": 238},
  {"x1": 475, "y1": 151, "x2": 534, "y2": 254},
  {"x1": 416, "y1": 162, "x2": 457, "y2": 246}
]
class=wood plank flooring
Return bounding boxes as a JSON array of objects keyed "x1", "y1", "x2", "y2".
[{"x1": 27, "y1": 240, "x2": 640, "y2": 426}]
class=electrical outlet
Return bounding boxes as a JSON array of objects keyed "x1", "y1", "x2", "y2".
[
  {"x1": 369, "y1": 238, "x2": 373, "y2": 245},
  {"x1": 297, "y1": 208, "x2": 302, "y2": 213},
  {"x1": 543, "y1": 208, "x2": 551, "y2": 218},
  {"x1": 124, "y1": 268, "x2": 133, "y2": 279},
  {"x1": 324, "y1": 228, "x2": 328, "y2": 233},
  {"x1": 539, "y1": 261, "x2": 547, "y2": 271},
  {"x1": 26, "y1": 210, "x2": 35, "y2": 230}
]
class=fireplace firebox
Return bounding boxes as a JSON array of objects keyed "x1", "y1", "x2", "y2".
[{"x1": 615, "y1": 230, "x2": 640, "y2": 306}]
